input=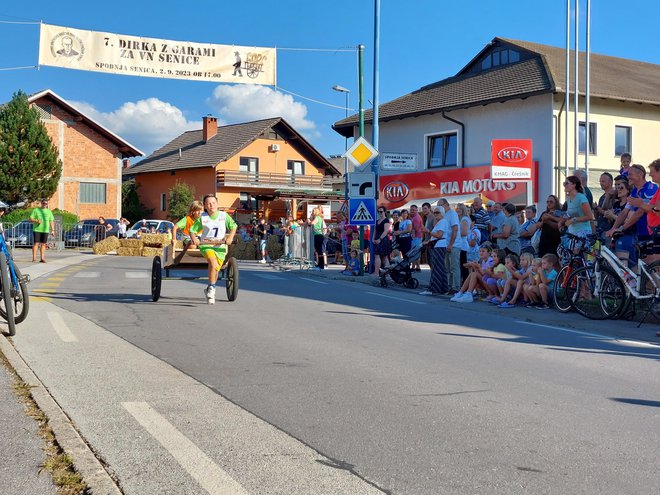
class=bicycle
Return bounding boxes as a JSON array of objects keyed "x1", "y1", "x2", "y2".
[
  {"x1": 552, "y1": 232, "x2": 598, "y2": 313},
  {"x1": 565, "y1": 238, "x2": 660, "y2": 322},
  {"x1": 0, "y1": 201, "x2": 30, "y2": 336}
]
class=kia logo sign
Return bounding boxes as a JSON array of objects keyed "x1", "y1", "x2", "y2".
[
  {"x1": 383, "y1": 181, "x2": 409, "y2": 202},
  {"x1": 497, "y1": 147, "x2": 528, "y2": 163}
]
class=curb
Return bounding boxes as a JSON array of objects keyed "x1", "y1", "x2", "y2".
[{"x1": 1, "y1": 252, "x2": 122, "y2": 495}]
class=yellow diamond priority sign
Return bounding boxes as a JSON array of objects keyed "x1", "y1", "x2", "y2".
[{"x1": 343, "y1": 136, "x2": 379, "y2": 169}]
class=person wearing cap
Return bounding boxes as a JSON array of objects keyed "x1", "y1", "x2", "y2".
[{"x1": 29, "y1": 199, "x2": 55, "y2": 263}]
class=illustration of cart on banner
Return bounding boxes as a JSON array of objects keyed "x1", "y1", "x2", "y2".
[{"x1": 244, "y1": 52, "x2": 268, "y2": 79}]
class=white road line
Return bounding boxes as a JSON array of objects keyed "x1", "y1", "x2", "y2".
[
  {"x1": 516, "y1": 321, "x2": 659, "y2": 348},
  {"x1": 125, "y1": 271, "x2": 149, "y2": 278},
  {"x1": 367, "y1": 291, "x2": 426, "y2": 305},
  {"x1": 253, "y1": 273, "x2": 282, "y2": 280},
  {"x1": 121, "y1": 402, "x2": 248, "y2": 495},
  {"x1": 47, "y1": 312, "x2": 78, "y2": 342},
  {"x1": 300, "y1": 277, "x2": 328, "y2": 285},
  {"x1": 73, "y1": 272, "x2": 101, "y2": 278}
]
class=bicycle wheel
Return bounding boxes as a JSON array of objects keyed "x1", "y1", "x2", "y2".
[
  {"x1": 638, "y1": 260, "x2": 660, "y2": 321},
  {"x1": 0, "y1": 252, "x2": 16, "y2": 336},
  {"x1": 566, "y1": 266, "x2": 626, "y2": 320},
  {"x1": 1, "y1": 264, "x2": 29, "y2": 324},
  {"x1": 553, "y1": 264, "x2": 576, "y2": 313}
]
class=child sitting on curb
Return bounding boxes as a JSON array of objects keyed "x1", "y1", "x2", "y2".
[
  {"x1": 451, "y1": 244, "x2": 494, "y2": 303},
  {"x1": 499, "y1": 252, "x2": 534, "y2": 308},
  {"x1": 524, "y1": 253, "x2": 558, "y2": 309}
]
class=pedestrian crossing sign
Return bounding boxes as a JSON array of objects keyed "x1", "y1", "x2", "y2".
[{"x1": 349, "y1": 198, "x2": 376, "y2": 225}]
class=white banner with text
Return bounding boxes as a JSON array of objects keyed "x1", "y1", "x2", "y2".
[{"x1": 38, "y1": 23, "x2": 276, "y2": 85}]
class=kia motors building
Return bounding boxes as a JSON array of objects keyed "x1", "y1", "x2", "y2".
[{"x1": 333, "y1": 37, "x2": 660, "y2": 209}]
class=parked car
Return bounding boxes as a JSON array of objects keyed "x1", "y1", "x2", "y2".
[
  {"x1": 63, "y1": 218, "x2": 119, "y2": 247},
  {"x1": 126, "y1": 219, "x2": 174, "y2": 238},
  {"x1": 5, "y1": 220, "x2": 34, "y2": 246}
]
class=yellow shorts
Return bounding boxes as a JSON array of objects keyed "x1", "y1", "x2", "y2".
[{"x1": 200, "y1": 246, "x2": 226, "y2": 270}]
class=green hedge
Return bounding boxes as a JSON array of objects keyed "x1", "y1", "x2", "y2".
[{"x1": 3, "y1": 208, "x2": 78, "y2": 226}]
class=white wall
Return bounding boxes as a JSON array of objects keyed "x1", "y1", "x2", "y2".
[{"x1": 374, "y1": 93, "x2": 555, "y2": 205}]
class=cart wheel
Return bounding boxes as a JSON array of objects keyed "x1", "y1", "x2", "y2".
[
  {"x1": 380, "y1": 276, "x2": 388, "y2": 287},
  {"x1": 406, "y1": 277, "x2": 419, "y2": 289},
  {"x1": 225, "y1": 257, "x2": 239, "y2": 301},
  {"x1": 151, "y1": 256, "x2": 162, "y2": 302}
]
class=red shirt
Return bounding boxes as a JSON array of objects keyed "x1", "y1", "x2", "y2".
[
  {"x1": 648, "y1": 188, "x2": 660, "y2": 232},
  {"x1": 411, "y1": 213, "x2": 423, "y2": 239}
]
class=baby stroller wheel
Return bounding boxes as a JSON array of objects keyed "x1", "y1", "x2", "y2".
[
  {"x1": 405, "y1": 277, "x2": 419, "y2": 289},
  {"x1": 380, "y1": 276, "x2": 388, "y2": 287}
]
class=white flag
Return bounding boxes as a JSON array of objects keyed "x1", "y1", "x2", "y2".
[{"x1": 38, "y1": 23, "x2": 276, "y2": 85}]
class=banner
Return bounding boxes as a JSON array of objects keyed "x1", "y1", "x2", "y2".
[{"x1": 38, "y1": 23, "x2": 276, "y2": 85}]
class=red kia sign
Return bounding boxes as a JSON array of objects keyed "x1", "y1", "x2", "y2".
[
  {"x1": 379, "y1": 164, "x2": 536, "y2": 209},
  {"x1": 491, "y1": 139, "x2": 533, "y2": 180}
]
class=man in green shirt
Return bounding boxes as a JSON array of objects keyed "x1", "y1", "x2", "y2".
[
  {"x1": 29, "y1": 199, "x2": 55, "y2": 263},
  {"x1": 189, "y1": 194, "x2": 237, "y2": 304}
]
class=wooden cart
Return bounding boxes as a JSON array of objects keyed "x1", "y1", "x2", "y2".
[{"x1": 150, "y1": 244, "x2": 239, "y2": 302}]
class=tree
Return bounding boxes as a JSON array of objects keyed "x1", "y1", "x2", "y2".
[
  {"x1": 121, "y1": 180, "x2": 152, "y2": 222},
  {"x1": 167, "y1": 180, "x2": 196, "y2": 221},
  {"x1": 0, "y1": 91, "x2": 62, "y2": 203}
]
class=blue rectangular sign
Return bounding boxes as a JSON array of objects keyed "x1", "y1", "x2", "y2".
[{"x1": 348, "y1": 198, "x2": 376, "y2": 226}]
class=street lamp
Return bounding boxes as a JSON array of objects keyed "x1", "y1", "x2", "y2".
[{"x1": 332, "y1": 85, "x2": 350, "y2": 200}]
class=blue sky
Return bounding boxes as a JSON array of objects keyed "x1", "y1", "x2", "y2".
[{"x1": 1, "y1": 0, "x2": 658, "y2": 161}]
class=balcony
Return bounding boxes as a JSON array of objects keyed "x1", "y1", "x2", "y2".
[{"x1": 216, "y1": 170, "x2": 336, "y2": 191}]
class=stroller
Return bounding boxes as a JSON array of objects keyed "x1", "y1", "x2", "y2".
[{"x1": 379, "y1": 240, "x2": 429, "y2": 289}]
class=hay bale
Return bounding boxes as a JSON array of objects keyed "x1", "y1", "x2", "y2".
[
  {"x1": 92, "y1": 236, "x2": 120, "y2": 255},
  {"x1": 119, "y1": 238, "x2": 143, "y2": 248},
  {"x1": 142, "y1": 246, "x2": 164, "y2": 257},
  {"x1": 141, "y1": 233, "x2": 170, "y2": 247},
  {"x1": 117, "y1": 247, "x2": 142, "y2": 256}
]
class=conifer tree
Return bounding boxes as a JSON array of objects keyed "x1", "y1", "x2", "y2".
[{"x1": 0, "y1": 90, "x2": 62, "y2": 203}]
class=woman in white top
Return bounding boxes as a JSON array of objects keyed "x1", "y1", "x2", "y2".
[
  {"x1": 420, "y1": 206, "x2": 449, "y2": 295},
  {"x1": 456, "y1": 203, "x2": 471, "y2": 284}
]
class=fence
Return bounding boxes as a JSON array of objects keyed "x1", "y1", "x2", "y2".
[{"x1": 0, "y1": 221, "x2": 115, "y2": 251}]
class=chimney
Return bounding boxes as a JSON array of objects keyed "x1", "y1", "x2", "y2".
[
  {"x1": 202, "y1": 115, "x2": 217, "y2": 143},
  {"x1": 122, "y1": 158, "x2": 130, "y2": 169}
]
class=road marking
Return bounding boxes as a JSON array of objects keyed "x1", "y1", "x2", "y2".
[
  {"x1": 47, "y1": 277, "x2": 66, "y2": 282},
  {"x1": 73, "y1": 272, "x2": 101, "y2": 278},
  {"x1": 33, "y1": 288, "x2": 56, "y2": 293},
  {"x1": 38, "y1": 282, "x2": 61, "y2": 287},
  {"x1": 31, "y1": 296, "x2": 52, "y2": 302},
  {"x1": 125, "y1": 271, "x2": 149, "y2": 279},
  {"x1": 300, "y1": 277, "x2": 328, "y2": 285},
  {"x1": 253, "y1": 273, "x2": 282, "y2": 280},
  {"x1": 122, "y1": 402, "x2": 248, "y2": 495},
  {"x1": 516, "y1": 321, "x2": 660, "y2": 348},
  {"x1": 47, "y1": 312, "x2": 78, "y2": 342},
  {"x1": 367, "y1": 291, "x2": 426, "y2": 305}
]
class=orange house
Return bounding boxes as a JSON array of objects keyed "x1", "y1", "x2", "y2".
[
  {"x1": 27, "y1": 90, "x2": 142, "y2": 219},
  {"x1": 124, "y1": 116, "x2": 341, "y2": 222}
]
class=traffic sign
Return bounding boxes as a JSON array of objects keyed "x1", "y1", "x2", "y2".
[
  {"x1": 349, "y1": 198, "x2": 376, "y2": 226},
  {"x1": 381, "y1": 152, "x2": 417, "y2": 170},
  {"x1": 343, "y1": 136, "x2": 379, "y2": 169},
  {"x1": 348, "y1": 172, "x2": 376, "y2": 199}
]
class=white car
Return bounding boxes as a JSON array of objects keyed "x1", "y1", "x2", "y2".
[{"x1": 126, "y1": 219, "x2": 174, "y2": 238}]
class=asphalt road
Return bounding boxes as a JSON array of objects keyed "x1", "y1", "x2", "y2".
[{"x1": 12, "y1": 255, "x2": 660, "y2": 494}]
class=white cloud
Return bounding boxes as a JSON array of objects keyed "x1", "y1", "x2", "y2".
[
  {"x1": 69, "y1": 98, "x2": 199, "y2": 155},
  {"x1": 207, "y1": 85, "x2": 318, "y2": 137}
]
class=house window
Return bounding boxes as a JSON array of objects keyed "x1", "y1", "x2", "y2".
[
  {"x1": 33, "y1": 103, "x2": 53, "y2": 120},
  {"x1": 160, "y1": 193, "x2": 167, "y2": 211},
  {"x1": 79, "y1": 183, "x2": 106, "y2": 204},
  {"x1": 578, "y1": 122, "x2": 597, "y2": 154},
  {"x1": 614, "y1": 126, "x2": 632, "y2": 156},
  {"x1": 239, "y1": 157, "x2": 258, "y2": 174},
  {"x1": 239, "y1": 192, "x2": 256, "y2": 210},
  {"x1": 287, "y1": 160, "x2": 304, "y2": 175},
  {"x1": 427, "y1": 133, "x2": 458, "y2": 168},
  {"x1": 478, "y1": 48, "x2": 521, "y2": 72}
]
